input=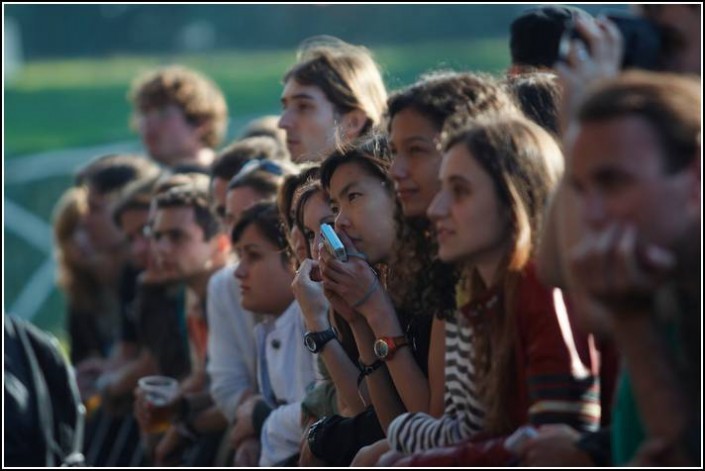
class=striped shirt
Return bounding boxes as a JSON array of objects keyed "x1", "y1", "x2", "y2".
[
  {"x1": 388, "y1": 313, "x2": 485, "y2": 453},
  {"x1": 388, "y1": 264, "x2": 601, "y2": 455}
]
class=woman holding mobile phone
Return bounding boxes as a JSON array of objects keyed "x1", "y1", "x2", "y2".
[
  {"x1": 292, "y1": 178, "x2": 366, "y2": 418},
  {"x1": 291, "y1": 134, "x2": 430, "y2": 466}
]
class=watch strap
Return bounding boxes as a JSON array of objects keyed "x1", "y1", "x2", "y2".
[
  {"x1": 374, "y1": 335, "x2": 409, "y2": 360},
  {"x1": 304, "y1": 327, "x2": 337, "y2": 353}
]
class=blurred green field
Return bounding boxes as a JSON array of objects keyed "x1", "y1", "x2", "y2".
[
  {"x1": 5, "y1": 38, "x2": 509, "y2": 155},
  {"x1": 5, "y1": 37, "x2": 509, "y2": 343}
]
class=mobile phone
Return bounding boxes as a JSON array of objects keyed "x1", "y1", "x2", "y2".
[
  {"x1": 504, "y1": 425, "x2": 538, "y2": 453},
  {"x1": 320, "y1": 223, "x2": 348, "y2": 262}
]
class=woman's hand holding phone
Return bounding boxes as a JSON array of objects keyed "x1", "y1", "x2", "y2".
[{"x1": 318, "y1": 228, "x2": 376, "y2": 324}]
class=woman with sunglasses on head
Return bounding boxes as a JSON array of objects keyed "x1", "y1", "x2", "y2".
[
  {"x1": 222, "y1": 159, "x2": 297, "y2": 234},
  {"x1": 382, "y1": 115, "x2": 600, "y2": 466}
]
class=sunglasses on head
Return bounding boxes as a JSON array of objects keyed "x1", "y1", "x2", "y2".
[{"x1": 237, "y1": 159, "x2": 284, "y2": 178}]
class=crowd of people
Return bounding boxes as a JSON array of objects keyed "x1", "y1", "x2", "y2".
[{"x1": 5, "y1": 5, "x2": 700, "y2": 467}]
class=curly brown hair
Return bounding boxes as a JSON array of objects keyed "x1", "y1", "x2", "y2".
[
  {"x1": 129, "y1": 65, "x2": 228, "y2": 149},
  {"x1": 387, "y1": 70, "x2": 520, "y2": 132},
  {"x1": 387, "y1": 217, "x2": 457, "y2": 321},
  {"x1": 384, "y1": 71, "x2": 520, "y2": 320}
]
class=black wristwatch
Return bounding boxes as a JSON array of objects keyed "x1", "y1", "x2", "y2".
[
  {"x1": 307, "y1": 416, "x2": 328, "y2": 458},
  {"x1": 303, "y1": 327, "x2": 337, "y2": 353}
]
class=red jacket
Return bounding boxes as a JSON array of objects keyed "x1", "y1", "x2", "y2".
[{"x1": 402, "y1": 263, "x2": 601, "y2": 466}]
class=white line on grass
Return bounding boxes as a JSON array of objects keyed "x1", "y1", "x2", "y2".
[
  {"x1": 5, "y1": 140, "x2": 141, "y2": 183},
  {"x1": 4, "y1": 199, "x2": 53, "y2": 253},
  {"x1": 4, "y1": 114, "x2": 261, "y2": 321},
  {"x1": 9, "y1": 258, "x2": 56, "y2": 321}
]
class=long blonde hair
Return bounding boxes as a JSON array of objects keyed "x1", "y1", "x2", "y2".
[{"x1": 52, "y1": 187, "x2": 103, "y2": 313}]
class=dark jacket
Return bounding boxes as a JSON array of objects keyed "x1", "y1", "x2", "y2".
[{"x1": 4, "y1": 315, "x2": 85, "y2": 466}]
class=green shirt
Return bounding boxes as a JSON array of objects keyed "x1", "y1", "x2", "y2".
[{"x1": 611, "y1": 371, "x2": 645, "y2": 465}]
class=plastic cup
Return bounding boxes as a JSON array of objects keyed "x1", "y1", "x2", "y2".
[{"x1": 138, "y1": 375, "x2": 179, "y2": 434}]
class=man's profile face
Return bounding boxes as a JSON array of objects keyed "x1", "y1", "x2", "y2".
[
  {"x1": 568, "y1": 115, "x2": 697, "y2": 248},
  {"x1": 278, "y1": 79, "x2": 338, "y2": 163}
]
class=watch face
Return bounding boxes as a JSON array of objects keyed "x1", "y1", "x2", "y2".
[
  {"x1": 373, "y1": 339, "x2": 389, "y2": 359},
  {"x1": 304, "y1": 334, "x2": 318, "y2": 353}
]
